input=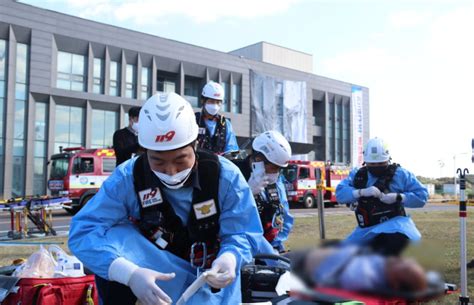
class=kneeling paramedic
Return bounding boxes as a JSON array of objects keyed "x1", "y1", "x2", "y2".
[
  {"x1": 195, "y1": 81, "x2": 239, "y2": 155},
  {"x1": 233, "y1": 130, "x2": 294, "y2": 254},
  {"x1": 68, "y1": 93, "x2": 263, "y2": 305},
  {"x1": 336, "y1": 137, "x2": 428, "y2": 255}
]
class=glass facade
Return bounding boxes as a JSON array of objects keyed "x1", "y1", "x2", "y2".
[
  {"x1": 56, "y1": 51, "x2": 85, "y2": 91},
  {"x1": 12, "y1": 43, "x2": 28, "y2": 197},
  {"x1": 141, "y1": 67, "x2": 151, "y2": 100},
  {"x1": 125, "y1": 64, "x2": 136, "y2": 99},
  {"x1": 54, "y1": 105, "x2": 84, "y2": 152},
  {"x1": 221, "y1": 81, "x2": 230, "y2": 112},
  {"x1": 93, "y1": 58, "x2": 104, "y2": 94},
  {"x1": 33, "y1": 102, "x2": 48, "y2": 195},
  {"x1": 184, "y1": 76, "x2": 201, "y2": 107},
  {"x1": 157, "y1": 71, "x2": 177, "y2": 94},
  {"x1": 109, "y1": 61, "x2": 120, "y2": 96},
  {"x1": 231, "y1": 83, "x2": 241, "y2": 114},
  {"x1": 0, "y1": 39, "x2": 6, "y2": 196},
  {"x1": 91, "y1": 109, "x2": 118, "y2": 148}
]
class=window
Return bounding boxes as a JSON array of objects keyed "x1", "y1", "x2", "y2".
[
  {"x1": 314, "y1": 168, "x2": 322, "y2": 180},
  {"x1": 102, "y1": 158, "x2": 116, "y2": 173},
  {"x1": 50, "y1": 158, "x2": 69, "y2": 179},
  {"x1": 231, "y1": 83, "x2": 241, "y2": 114},
  {"x1": 109, "y1": 61, "x2": 121, "y2": 96},
  {"x1": 54, "y1": 105, "x2": 85, "y2": 153},
  {"x1": 221, "y1": 81, "x2": 230, "y2": 112},
  {"x1": 33, "y1": 102, "x2": 48, "y2": 195},
  {"x1": 157, "y1": 71, "x2": 177, "y2": 94},
  {"x1": 0, "y1": 39, "x2": 7, "y2": 196},
  {"x1": 73, "y1": 157, "x2": 94, "y2": 174},
  {"x1": 93, "y1": 58, "x2": 104, "y2": 94},
  {"x1": 91, "y1": 109, "x2": 118, "y2": 148},
  {"x1": 184, "y1": 76, "x2": 201, "y2": 107},
  {"x1": 56, "y1": 51, "x2": 85, "y2": 91},
  {"x1": 141, "y1": 67, "x2": 151, "y2": 100},
  {"x1": 298, "y1": 167, "x2": 310, "y2": 179},
  {"x1": 12, "y1": 43, "x2": 29, "y2": 197},
  {"x1": 125, "y1": 64, "x2": 136, "y2": 99}
]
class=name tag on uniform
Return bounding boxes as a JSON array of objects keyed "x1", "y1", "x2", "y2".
[
  {"x1": 198, "y1": 127, "x2": 206, "y2": 135},
  {"x1": 193, "y1": 199, "x2": 217, "y2": 220},
  {"x1": 139, "y1": 188, "x2": 163, "y2": 208}
]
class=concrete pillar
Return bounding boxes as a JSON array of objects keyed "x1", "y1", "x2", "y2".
[
  {"x1": 87, "y1": 43, "x2": 93, "y2": 93},
  {"x1": 151, "y1": 57, "x2": 157, "y2": 95},
  {"x1": 179, "y1": 62, "x2": 184, "y2": 96},
  {"x1": 85, "y1": 100, "x2": 92, "y2": 148},
  {"x1": 104, "y1": 47, "x2": 110, "y2": 96},
  {"x1": 24, "y1": 93, "x2": 35, "y2": 195},
  {"x1": 3, "y1": 26, "x2": 17, "y2": 198}
]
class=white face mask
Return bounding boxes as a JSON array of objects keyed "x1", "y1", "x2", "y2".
[
  {"x1": 131, "y1": 122, "x2": 139, "y2": 133},
  {"x1": 205, "y1": 103, "x2": 220, "y2": 116},
  {"x1": 266, "y1": 173, "x2": 280, "y2": 184},
  {"x1": 153, "y1": 167, "x2": 193, "y2": 189}
]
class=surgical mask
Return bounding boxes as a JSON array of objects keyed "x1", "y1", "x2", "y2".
[
  {"x1": 205, "y1": 104, "x2": 220, "y2": 116},
  {"x1": 131, "y1": 122, "x2": 139, "y2": 133},
  {"x1": 367, "y1": 165, "x2": 388, "y2": 177},
  {"x1": 266, "y1": 173, "x2": 280, "y2": 184},
  {"x1": 153, "y1": 167, "x2": 193, "y2": 189}
]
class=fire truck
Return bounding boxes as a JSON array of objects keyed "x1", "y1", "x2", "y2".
[
  {"x1": 47, "y1": 147, "x2": 116, "y2": 214},
  {"x1": 282, "y1": 160, "x2": 350, "y2": 208}
]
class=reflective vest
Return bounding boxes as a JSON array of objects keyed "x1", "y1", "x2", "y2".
[
  {"x1": 132, "y1": 150, "x2": 221, "y2": 269},
  {"x1": 353, "y1": 164, "x2": 406, "y2": 228},
  {"x1": 255, "y1": 184, "x2": 285, "y2": 243}
]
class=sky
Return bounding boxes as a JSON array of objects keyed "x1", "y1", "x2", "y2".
[{"x1": 21, "y1": 0, "x2": 474, "y2": 178}]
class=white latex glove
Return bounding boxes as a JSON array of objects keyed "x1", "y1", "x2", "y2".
[
  {"x1": 353, "y1": 186, "x2": 382, "y2": 198},
  {"x1": 380, "y1": 193, "x2": 405, "y2": 204},
  {"x1": 108, "y1": 258, "x2": 175, "y2": 305},
  {"x1": 205, "y1": 252, "x2": 237, "y2": 289},
  {"x1": 248, "y1": 172, "x2": 269, "y2": 195},
  {"x1": 128, "y1": 268, "x2": 175, "y2": 305}
]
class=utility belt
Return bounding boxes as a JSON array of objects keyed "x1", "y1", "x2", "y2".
[{"x1": 354, "y1": 198, "x2": 406, "y2": 228}]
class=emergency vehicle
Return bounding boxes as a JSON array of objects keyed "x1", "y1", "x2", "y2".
[
  {"x1": 47, "y1": 147, "x2": 116, "y2": 214},
  {"x1": 282, "y1": 160, "x2": 350, "y2": 208}
]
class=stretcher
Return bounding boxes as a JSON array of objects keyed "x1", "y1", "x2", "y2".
[
  {"x1": 241, "y1": 254, "x2": 450, "y2": 305},
  {"x1": 0, "y1": 196, "x2": 71, "y2": 239}
]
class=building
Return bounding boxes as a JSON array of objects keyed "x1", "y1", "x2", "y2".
[{"x1": 0, "y1": 0, "x2": 369, "y2": 198}]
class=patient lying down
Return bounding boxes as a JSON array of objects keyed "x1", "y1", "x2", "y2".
[{"x1": 291, "y1": 245, "x2": 428, "y2": 294}]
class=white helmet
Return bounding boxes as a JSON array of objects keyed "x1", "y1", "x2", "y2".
[
  {"x1": 252, "y1": 131, "x2": 292, "y2": 167},
  {"x1": 363, "y1": 137, "x2": 390, "y2": 163},
  {"x1": 202, "y1": 81, "x2": 224, "y2": 101},
  {"x1": 138, "y1": 92, "x2": 198, "y2": 151}
]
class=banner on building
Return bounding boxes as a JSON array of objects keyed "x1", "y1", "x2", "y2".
[
  {"x1": 351, "y1": 87, "x2": 364, "y2": 167},
  {"x1": 250, "y1": 71, "x2": 307, "y2": 143}
]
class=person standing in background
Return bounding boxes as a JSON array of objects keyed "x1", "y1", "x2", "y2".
[{"x1": 113, "y1": 107, "x2": 142, "y2": 166}]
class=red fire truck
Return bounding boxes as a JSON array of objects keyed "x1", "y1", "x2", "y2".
[
  {"x1": 282, "y1": 160, "x2": 350, "y2": 208},
  {"x1": 47, "y1": 147, "x2": 116, "y2": 214}
]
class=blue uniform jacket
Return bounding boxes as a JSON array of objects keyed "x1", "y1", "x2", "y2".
[
  {"x1": 204, "y1": 118, "x2": 239, "y2": 153},
  {"x1": 68, "y1": 156, "x2": 263, "y2": 304},
  {"x1": 335, "y1": 166, "x2": 428, "y2": 243}
]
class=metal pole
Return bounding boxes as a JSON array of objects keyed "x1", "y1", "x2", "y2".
[
  {"x1": 316, "y1": 168, "x2": 326, "y2": 239},
  {"x1": 458, "y1": 168, "x2": 470, "y2": 305}
]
